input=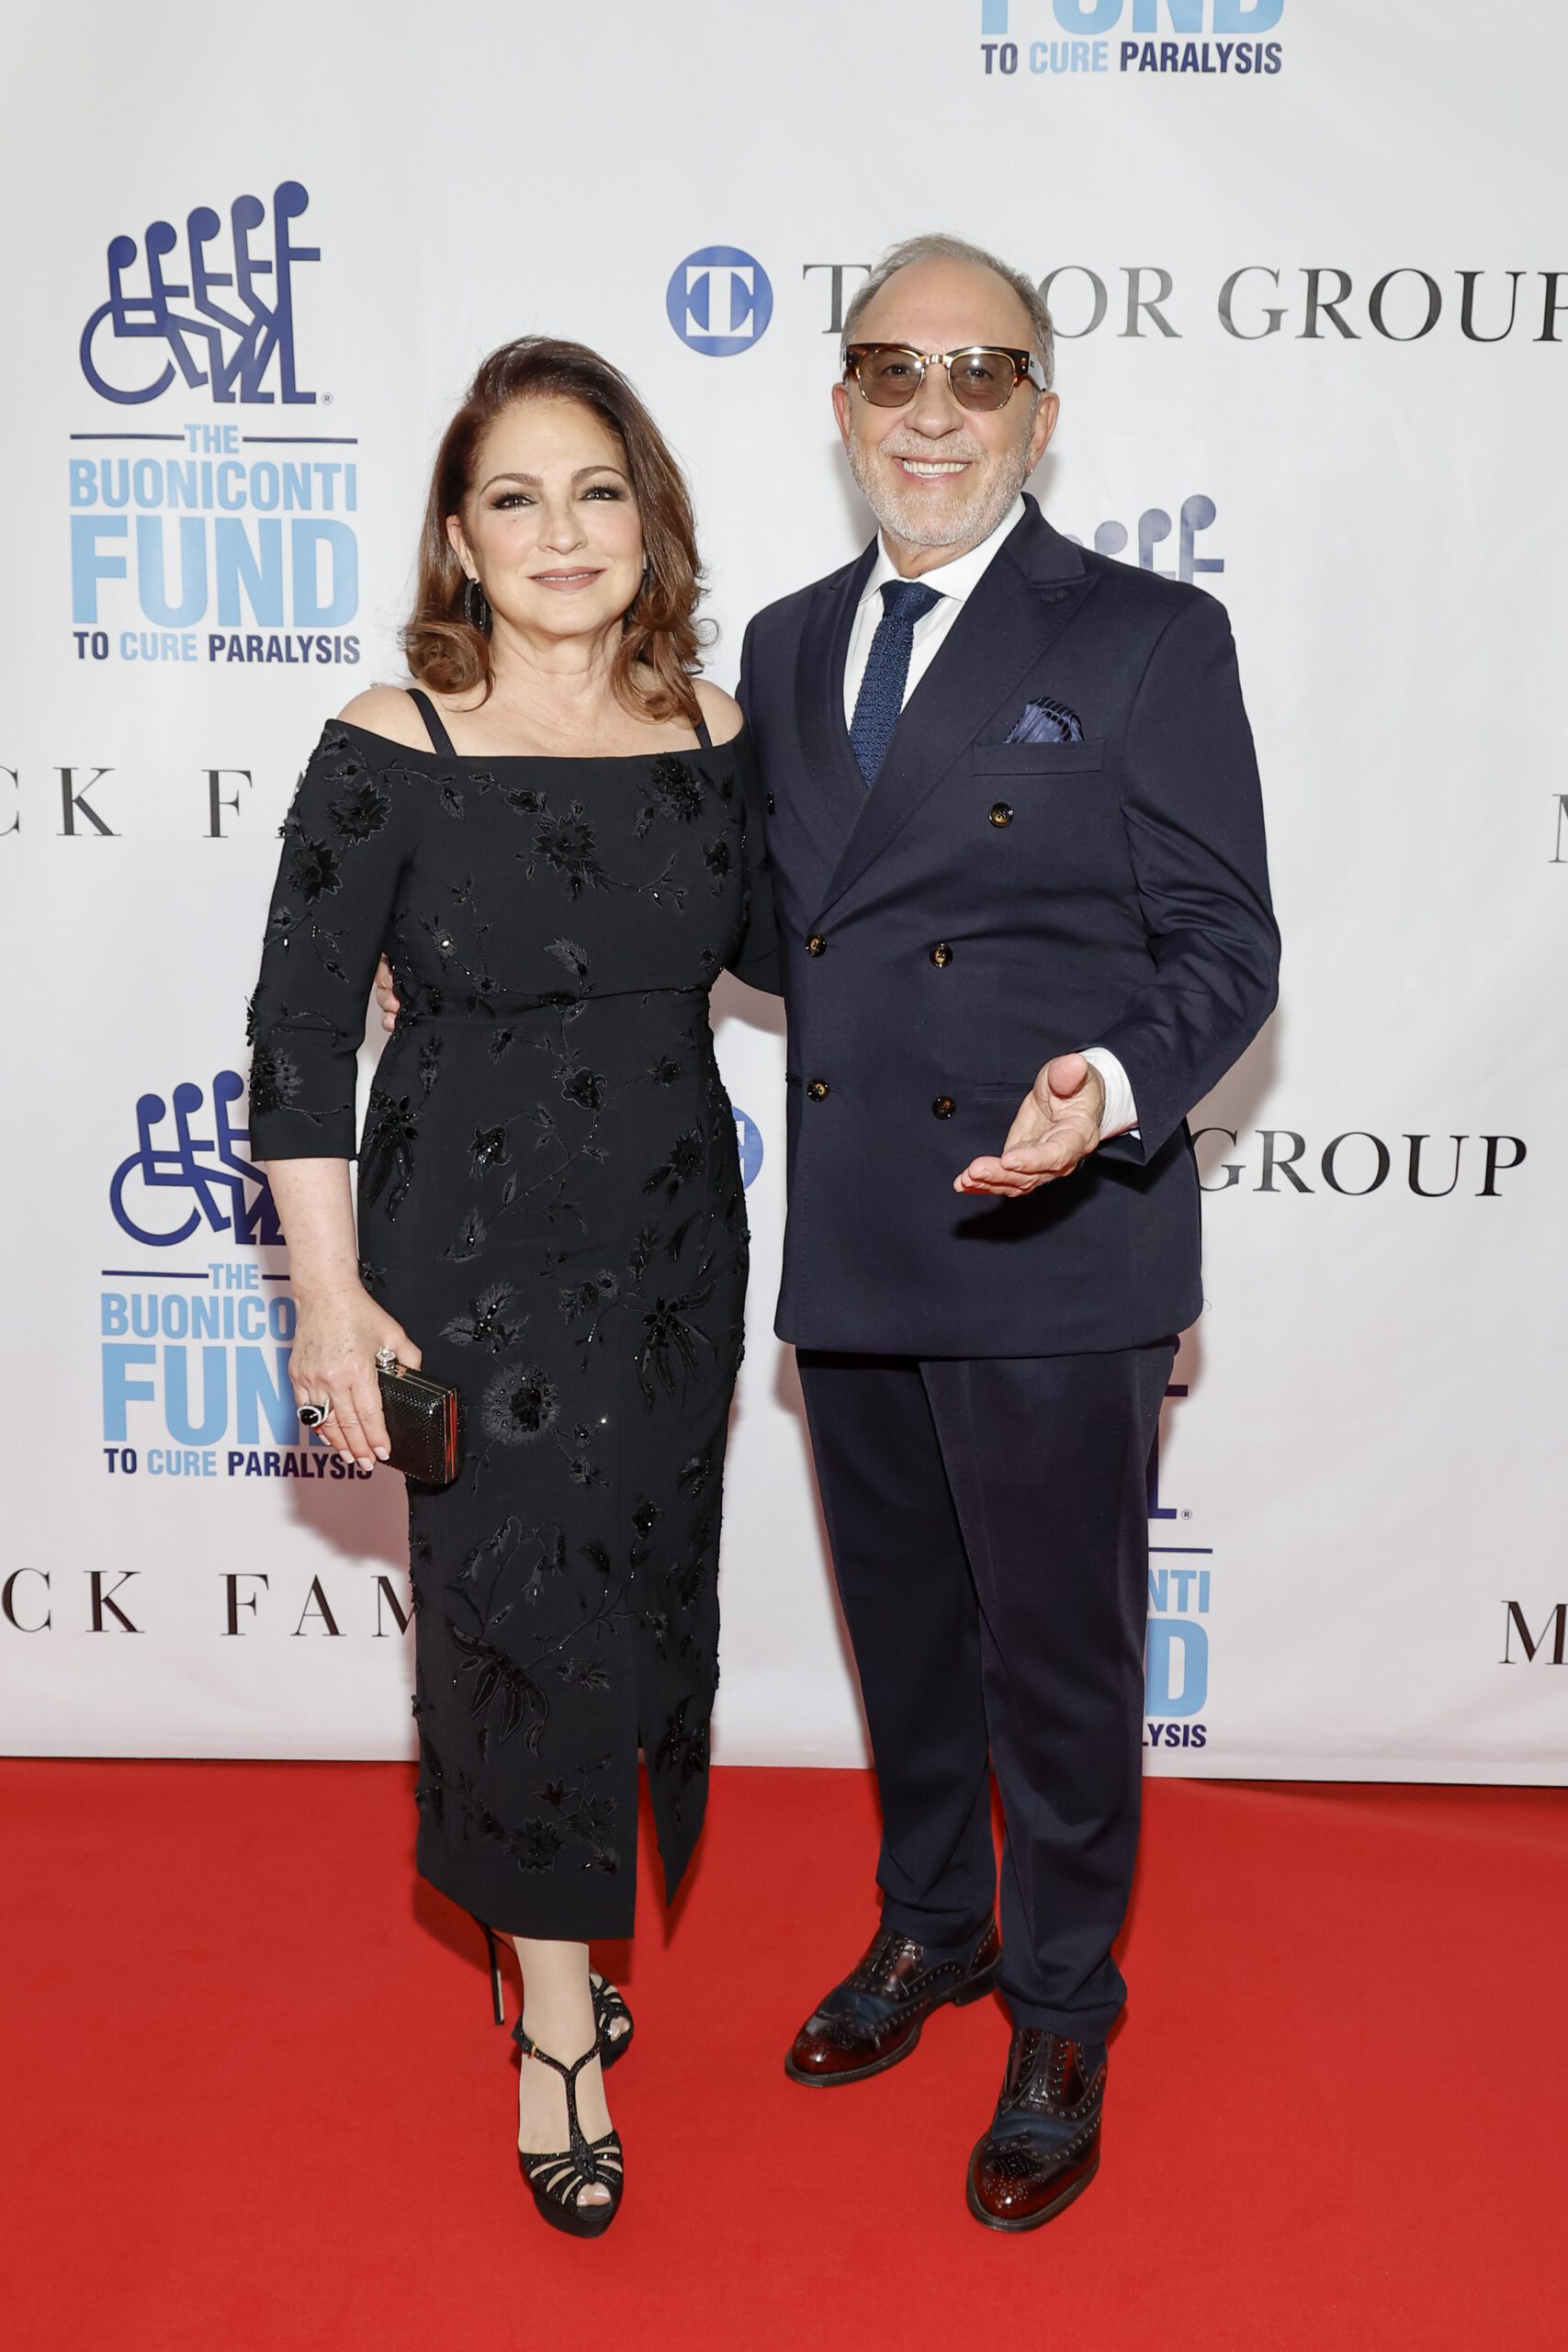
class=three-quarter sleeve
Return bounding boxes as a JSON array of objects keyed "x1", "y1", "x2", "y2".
[
  {"x1": 723, "y1": 721, "x2": 782, "y2": 996},
  {"x1": 247, "y1": 722, "x2": 414, "y2": 1160}
]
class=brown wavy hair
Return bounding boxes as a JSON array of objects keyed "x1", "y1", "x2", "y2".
[{"x1": 403, "y1": 337, "x2": 706, "y2": 725}]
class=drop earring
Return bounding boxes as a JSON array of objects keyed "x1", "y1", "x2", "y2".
[{"x1": 463, "y1": 576, "x2": 491, "y2": 635}]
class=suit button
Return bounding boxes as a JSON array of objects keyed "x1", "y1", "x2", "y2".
[
  {"x1": 806, "y1": 933, "x2": 827, "y2": 956},
  {"x1": 929, "y1": 942, "x2": 953, "y2": 968},
  {"x1": 807, "y1": 1079, "x2": 829, "y2": 1102},
  {"x1": 988, "y1": 802, "x2": 1013, "y2": 828},
  {"x1": 931, "y1": 1095, "x2": 955, "y2": 1119},
  {"x1": 765, "y1": 792, "x2": 775, "y2": 814}
]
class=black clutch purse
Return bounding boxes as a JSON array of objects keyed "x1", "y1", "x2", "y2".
[{"x1": 376, "y1": 1348, "x2": 460, "y2": 1485}]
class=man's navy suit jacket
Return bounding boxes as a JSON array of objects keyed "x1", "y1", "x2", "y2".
[{"x1": 737, "y1": 493, "x2": 1280, "y2": 1359}]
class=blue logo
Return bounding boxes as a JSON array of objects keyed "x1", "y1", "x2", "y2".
[
  {"x1": 1066, "y1": 493, "x2": 1224, "y2": 582},
  {"x1": 80, "y1": 183, "x2": 318, "y2": 405},
  {"x1": 667, "y1": 247, "x2": 773, "y2": 356},
  {"x1": 1145, "y1": 1379, "x2": 1211, "y2": 1745},
  {"x1": 110, "y1": 1072, "x2": 282, "y2": 1247},
  {"x1": 732, "y1": 1106, "x2": 764, "y2": 1188},
  {"x1": 979, "y1": 0, "x2": 1284, "y2": 76},
  {"x1": 1145, "y1": 1566, "x2": 1209, "y2": 1723},
  {"x1": 100, "y1": 1075, "x2": 306, "y2": 1476},
  {"x1": 983, "y1": 0, "x2": 1281, "y2": 24}
]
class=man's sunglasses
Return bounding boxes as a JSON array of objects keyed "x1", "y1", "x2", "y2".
[{"x1": 841, "y1": 343, "x2": 1047, "y2": 412}]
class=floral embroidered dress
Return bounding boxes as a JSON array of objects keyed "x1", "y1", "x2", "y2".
[{"x1": 247, "y1": 695, "x2": 779, "y2": 1937}]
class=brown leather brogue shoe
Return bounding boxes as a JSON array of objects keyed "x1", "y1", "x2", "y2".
[
  {"x1": 785, "y1": 1918, "x2": 1000, "y2": 2086},
  {"x1": 965, "y1": 2028, "x2": 1106, "y2": 2232}
]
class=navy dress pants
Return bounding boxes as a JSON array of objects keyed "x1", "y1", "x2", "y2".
[{"x1": 797, "y1": 1341, "x2": 1176, "y2": 2042}]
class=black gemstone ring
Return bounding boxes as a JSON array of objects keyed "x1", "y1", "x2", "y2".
[{"x1": 298, "y1": 1402, "x2": 331, "y2": 1429}]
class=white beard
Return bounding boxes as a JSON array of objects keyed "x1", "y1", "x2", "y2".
[{"x1": 846, "y1": 429, "x2": 1033, "y2": 552}]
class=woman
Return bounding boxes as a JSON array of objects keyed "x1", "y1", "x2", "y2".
[{"x1": 248, "y1": 337, "x2": 779, "y2": 2235}]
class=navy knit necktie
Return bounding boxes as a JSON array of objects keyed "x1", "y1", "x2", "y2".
[{"x1": 849, "y1": 578, "x2": 943, "y2": 785}]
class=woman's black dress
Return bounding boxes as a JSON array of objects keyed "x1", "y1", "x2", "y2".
[{"x1": 247, "y1": 692, "x2": 779, "y2": 1938}]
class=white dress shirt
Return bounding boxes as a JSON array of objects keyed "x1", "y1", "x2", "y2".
[{"x1": 843, "y1": 499, "x2": 1139, "y2": 1141}]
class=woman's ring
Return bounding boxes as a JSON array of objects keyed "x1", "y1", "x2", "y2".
[{"x1": 298, "y1": 1401, "x2": 331, "y2": 1429}]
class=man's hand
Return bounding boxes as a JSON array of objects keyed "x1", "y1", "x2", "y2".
[
  {"x1": 373, "y1": 956, "x2": 400, "y2": 1034},
  {"x1": 953, "y1": 1052, "x2": 1107, "y2": 1198}
]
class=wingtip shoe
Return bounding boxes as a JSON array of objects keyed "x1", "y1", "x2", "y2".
[
  {"x1": 965, "y1": 2028, "x2": 1106, "y2": 2231},
  {"x1": 785, "y1": 1918, "x2": 1000, "y2": 2086}
]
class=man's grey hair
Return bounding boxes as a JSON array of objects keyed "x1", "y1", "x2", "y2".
[{"x1": 841, "y1": 233, "x2": 1055, "y2": 391}]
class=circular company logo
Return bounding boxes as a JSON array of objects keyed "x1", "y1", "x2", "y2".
[
  {"x1": 732, "y1": 1106, "x2": 764, "y2": 1188},
  {"x1": 666, "y1": 246, "x2": 773, "y2": 356}
]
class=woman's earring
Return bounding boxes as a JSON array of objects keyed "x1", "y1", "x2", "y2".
[{"x1": 463, "y1": 576, "x2": 491, "y2": 636}]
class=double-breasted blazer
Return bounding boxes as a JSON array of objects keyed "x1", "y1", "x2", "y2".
[{"x1": 738, "y1": 494, "x2": 1280, "y2": 1358}]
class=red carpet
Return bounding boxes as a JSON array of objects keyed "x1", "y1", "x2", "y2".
[{"x1": 3, "y1": 1762, "x2": 1564, "y2": 2351}]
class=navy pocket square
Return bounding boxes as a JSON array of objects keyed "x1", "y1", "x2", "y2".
[{"x1": 1005, "y1": 695, "x2": 1084, "y2": 746}]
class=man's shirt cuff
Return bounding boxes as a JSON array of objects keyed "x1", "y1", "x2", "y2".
[{"x1": 1082, "y1": 1046, "x2": 1139, "y2": 1141}]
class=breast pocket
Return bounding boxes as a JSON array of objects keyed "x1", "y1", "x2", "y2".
[
  {"x1": 964, "y1": 739, "x2": 1128, "y2": 892},
  {"x1": 969, "y1": 739, "x2": 1107, "y2": 777}
]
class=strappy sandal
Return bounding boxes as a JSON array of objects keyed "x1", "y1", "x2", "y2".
[
  {"x1": 471, "y1": 1917, "x2": 635, "y2": 2068},
  {"x1": 513, "y1": 2018, "x2": 624, "y2": 2237},
  {"x1": 592, "y1": 1974, "x2": 635, "y2": 2068}
]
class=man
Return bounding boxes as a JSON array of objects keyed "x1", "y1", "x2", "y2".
[{"x1": 738, "y1": 232, "x2": 1278, "y2": 2230}]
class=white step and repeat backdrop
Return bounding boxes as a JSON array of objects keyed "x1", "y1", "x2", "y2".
[{"x1": 3, "y1": 2, "x2": 1563, "y2": 1781}]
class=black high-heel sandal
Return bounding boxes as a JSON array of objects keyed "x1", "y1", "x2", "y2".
[
  {"x1": 472, "y1": 1917, "x2": 634, "y2": 2067},
  {"x1": 475, "y1": 1918, "x2": 509, "y2": 2027},
  {"x1": 592, "y1": 1974, "x2": 635, "y2": 2066},
  {"x1": 513, "y1": 2018, "x2": 624, "y2": 2237}
]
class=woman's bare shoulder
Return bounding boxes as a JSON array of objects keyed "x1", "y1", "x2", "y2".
[
  {"x1": 334, "y1": 684, "x2": 428, "y2": 749},
  {"x1": 694, "y1": 678, "x2": 745, "y2": 747}
]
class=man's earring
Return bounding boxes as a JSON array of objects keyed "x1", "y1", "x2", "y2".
[{"x1": 463, "y1": 575, "x2": 491, "y2": 635}]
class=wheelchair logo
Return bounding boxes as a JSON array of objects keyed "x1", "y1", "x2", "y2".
[
  {"x1": 80, "y1": 182, "x2": 319, "y2": 406},
  {"x1": 110, "y1": 1072, "x2": 283, "y2": 1247}
]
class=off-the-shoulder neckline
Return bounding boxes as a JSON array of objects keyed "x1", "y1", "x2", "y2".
[{"x1": 331, "y1": 718, "x2": 748, "y2": 765}]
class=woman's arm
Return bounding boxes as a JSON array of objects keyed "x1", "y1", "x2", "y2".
[
  {"x1": 698, "y1": 683, "x2": 782, "y2": 998},
  {"x1": 249, "y1": 714, "x2": 422, "y2": 1468},
  {"x1": 258, "y1": 1158, "x2": 420, "y2": 1468}
]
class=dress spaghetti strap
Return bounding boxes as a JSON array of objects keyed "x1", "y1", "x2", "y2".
[
  {"x1": 693, "y1": 707, "x2": 713, "y2": 752},
  {"x1": 407, "y1": 687, "x2": 457, "y2": 758}
]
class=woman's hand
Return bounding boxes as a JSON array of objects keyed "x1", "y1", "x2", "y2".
[
  {"x1": 374, "y1": 956, "x2": 401, "y2": 1034},
  {"x1": 288, "y1": 1285, "x2": 422, "y2": 1470}
]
